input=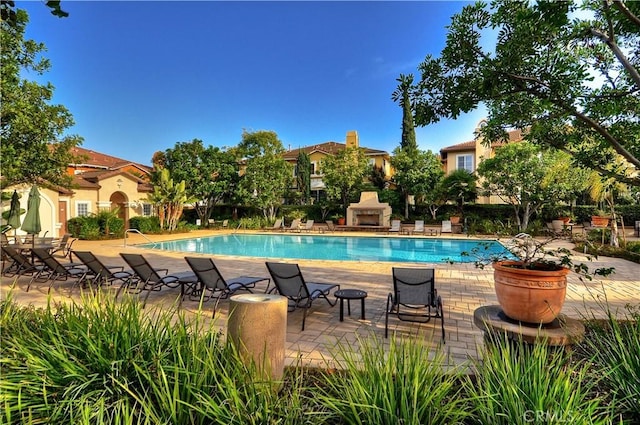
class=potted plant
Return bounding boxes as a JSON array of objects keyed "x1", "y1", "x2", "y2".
[
  {"x1": 465, "y1": 235, "x2": 614, "y2": 324},
  {"x1": 591, "y1": 210, "x2": 610, "y2": 227}
]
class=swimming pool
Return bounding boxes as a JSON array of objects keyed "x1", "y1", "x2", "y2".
[{"x1": 138, "y1": 234, "x2": 511, "y2": 263}]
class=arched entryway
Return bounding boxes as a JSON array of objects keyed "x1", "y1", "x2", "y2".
[{"x1": 110, "y1": 191, "x2": 129, "y2": 229}]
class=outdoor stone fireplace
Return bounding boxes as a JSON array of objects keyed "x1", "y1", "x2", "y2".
[{"x1": 346, "y1": 192, "x2": 392, "y2": 227}]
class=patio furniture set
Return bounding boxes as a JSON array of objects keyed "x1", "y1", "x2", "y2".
[{"x1": 1, "y1": 245, "x2": 446, "y2": 341}]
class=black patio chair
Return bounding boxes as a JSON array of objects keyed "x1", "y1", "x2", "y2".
[
  {"x1": 385, "y1": 267, "x2": 445, "y2": 342},
  {"x1": 28, "y1": 248, "x2": 88, "y2": 293},
  {"x1": 1, "y1": 245, "x2": 46, "y2": 280},
  {"x1": 118, "y1": 253, "x2": 197, "y2": 306},
  {"x1": 265, "y1": 261, "x2": 340, "y2": 331},
  {"x1": 184, "y1": 256, "x2": 270, "y2": 317},
  {"x1": 74, "y1": 251, "x2": 135, "y2": 288}
]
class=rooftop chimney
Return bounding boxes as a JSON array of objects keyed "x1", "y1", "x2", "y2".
[{"x1": 346, "y1": 130, "x2": 359, "y2": 148}]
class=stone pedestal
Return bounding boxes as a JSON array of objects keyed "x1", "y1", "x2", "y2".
[
  {"x1": 228, "y1": 294, "x2": 288, "y2": 381},
  {"x1": 473, "y1": 305, "x2": 585, "y2": 346}
]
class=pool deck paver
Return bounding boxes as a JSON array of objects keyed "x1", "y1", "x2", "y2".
[{"x1": 2, "y1": 229, "x2": 638, "y2": 369}]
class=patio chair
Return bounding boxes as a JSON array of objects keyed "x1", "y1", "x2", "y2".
[
  {"x1": 118, "y1": 253, "x2": 198, "y2": 306},
  {"x1": 184, "y1": 256, "x2": 270, "y2": 317},
  {"x1": 1, "y1": 245, "x2": 46, "y2": 280},
  {"x1": 265, "y1": 262, "x2": 340, "y2": 331},
  {"x1": 409, "y1": 220, "x2": 425, "y2": 235},
  {"x1": 28, "y1": 248, "x2": 88, "y2": 293},
  {"x1": 385, "y1": 267, "x2": 445, "y2": 342},
  {"x1": 263, "y1": 218, "x2": 283, "y2": 231},
  {"x1": 301, "y1": 220, "x2": 314, "y2": 233},
  {"x1": 388, "y1": 219, "x2": 401, "y2": 234},
  {"x1": 324, "y1": 220, "x2": 335, "y2": 233},
  {"x1": 51, "y1": 234, "x2": 77, "y2": 261},
  {"x1": 284, "y1": 218, "x2": 301, "y2": 233},
  {"x1": 74, "y1": 251, "x2": 135, "y2": 287},
  {"x1": 441, "y1": 220, "x2": 452, "y2": 234}
]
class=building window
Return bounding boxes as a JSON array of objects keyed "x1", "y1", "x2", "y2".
[
  {"x1": 77, "y1": 202, "x2": 90, "y2": 217},
  {"x1": 456, "y1": 154, "x2": 474, "y2": 172},
  {"x1": 310, "y1": 161, "x2": 317, "y2": 176},
  {"x1": 142, "y1": 203, "x2": 152, "y2": 216}
]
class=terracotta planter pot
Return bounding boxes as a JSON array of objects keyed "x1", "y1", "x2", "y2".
[
  {"x1": 337, "y1": 218, "x2": 346, "y2": 225},
  {"x1": 493, "y1": 260, "x2": 570, "y2": 324},
  {"x1": 450, "y1": 216, "x2": 461, "y2": 224},
  {"x1": 591, "y1": 216, "x2": 609, "y2": 227}
]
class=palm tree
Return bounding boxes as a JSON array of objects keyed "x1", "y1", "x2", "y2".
[{"x1": 147, "y1": 168, "x2": 188, "y2": 231}]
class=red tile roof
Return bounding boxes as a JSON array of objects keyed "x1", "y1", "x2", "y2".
[
  {"x1": 70, "y1": 146, "x2": 151, "y2": 173},
  {"x1": 282, "y1": 141, "x2": 388, "y2": 160},
  {"x1": 440, "y1": 128, "x2": 524, "y2": 153}
]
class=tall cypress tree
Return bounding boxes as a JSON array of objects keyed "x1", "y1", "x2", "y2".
[
  {"x1": 296, "y1": 151, "x2": 311, "y2": 204},
  {"x1": 391, "y1": 74, "x2": 417, "y2": 153}
]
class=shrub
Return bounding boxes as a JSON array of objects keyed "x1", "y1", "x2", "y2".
[
  {"x1": 580, "y1": 305, "x2": 640, "y2": 423},
  {"x1": 129, "y1": 216, "x2": 161, "y2": 233},
  {"x1": 67, "y1": 216, "x2": 101, "y2": 239},
  {"x1": 0, "y1": 291, "x2": 313, "y2": 424},
  {"x1": 466, "y1": 334, "x2": 613, "y2": 425},
  {"x1": 316, "y1": 334, "x2": 471, "y2": 424}
]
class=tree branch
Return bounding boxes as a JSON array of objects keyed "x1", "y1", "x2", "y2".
[
  {"x1": 612, "y1": 0, "x2": 640, "y2": 27},
  {"x1": 589, "y1": 27, "x2": 640, "y2": 89}
]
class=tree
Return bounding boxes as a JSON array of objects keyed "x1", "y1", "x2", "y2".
[
  {"x1": 1, "y1": 5, "x2": 82, "y2": 188},
  {"x1": 147, "y1": 167, "x2": 188, "y2": 232},
  {"x1": 413, "y1": 0, "x2": 640, "y2": 186},
  {"x1": 391, "y1": 74, "x2": 418, "y2": 152},
  {"x1": 296, "y1": 151, "x2": 311, "y2": 205},
  {"x1": 440, "y1": 169, "x2": 477, "y2": 217},
  {"x1": 1, "y1": 0, "x2": 68, "y2": 23},
  {"x1": 390, "y1": 148, "x2": 443, "y2": 219},
  {"x1": 477, "y1": 142, "x2": 584, "y2": 231},
  {"x1": 423, "y1": 177, "x2": 448, "y2": 221},
  {"x1": 156, "y1": 139, "x2": 238, "y2": 226},
  {"x1": 369, "y1": 165, "x2": 387, "y2": 190},
  {"x1": 236, "y1": 130, "x2": 292, "y2": 220},
  {"x1": 321, "y1": 146, "x2": 370, "y2": 215}
]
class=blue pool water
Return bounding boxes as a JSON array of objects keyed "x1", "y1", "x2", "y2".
[{"x1": 139, "y1": 234, "x2": 511, "y2": 263}]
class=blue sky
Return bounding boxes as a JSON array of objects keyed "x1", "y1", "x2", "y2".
[{"x1": 19, "y1": 1, "x2": 485, "y2": 166}]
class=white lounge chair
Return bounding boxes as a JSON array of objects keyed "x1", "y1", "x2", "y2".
[
  {"x1": 388, "y1": 220, "x2": 401, "y2": 234},
  {"x1": 284, "y1": 219, "x2": 301, "y2": 232},
  {"x1": 441, "y1": 220, "x2": 452, "y2": 233},
  {"x1": 409, "y1": 220, "x2": 425, "y2": 235},
  {"x1": 301, "y1": 220, "x2": 314, "y2": 232}
]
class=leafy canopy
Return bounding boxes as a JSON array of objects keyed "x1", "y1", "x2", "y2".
[
  {"x1": 153, "y1": 139, "x2": 238, "y2": 223},
  {"x1": 391, "y1": 148, "x2": 443, "y2": 219},
  {"x1": 477, "y1": 142, "x2": 586, "y2": 231},
  {"x1": 236, "y1": 130, "x2": 292, "y2": 220},
  {"x1": 1, "y1": 6, "x2": 82, "y2": 188},
  {"x1": 414, "y1": 0, "x2": 640, "y2": 186},
  {"x1": 321, "y1": 146, "x2": 370, "y2": 213}
]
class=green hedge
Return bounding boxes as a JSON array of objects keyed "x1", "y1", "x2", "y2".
[
  {"x1": 129, "y1": 216, "x2": 161, "y2": 233},
  {"x1": 67, "y1": 211, "x2": 124, "y2": 240}
]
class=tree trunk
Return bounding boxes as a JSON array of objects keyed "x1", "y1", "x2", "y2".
[{"x1": 404, "y1": 192, "x2": 409, "y2": 220}]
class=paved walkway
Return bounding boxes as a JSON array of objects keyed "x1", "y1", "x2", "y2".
[{"x1": 2, "y1": 229, "x2": 638, "y2": 368}]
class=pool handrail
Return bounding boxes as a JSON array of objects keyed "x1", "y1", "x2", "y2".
[{"x1": 124, "y1": 228, "x2": 155, "y2": 247}]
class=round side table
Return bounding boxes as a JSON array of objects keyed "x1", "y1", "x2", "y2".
[{"x1": 334, "y1": 289, "x2": 367, "y2": 321}]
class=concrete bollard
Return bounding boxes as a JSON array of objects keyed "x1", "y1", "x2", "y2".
[{"x1": 227, "y1": 293, "x2": 288, "y2": 381}]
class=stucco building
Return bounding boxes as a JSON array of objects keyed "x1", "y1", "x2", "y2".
[
  {"x1": 3, "y1": 147, "x2": 153, "y2": 239},
  {"x1": 282, "y1": 130, "x2": 392, "y2": 201}
]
